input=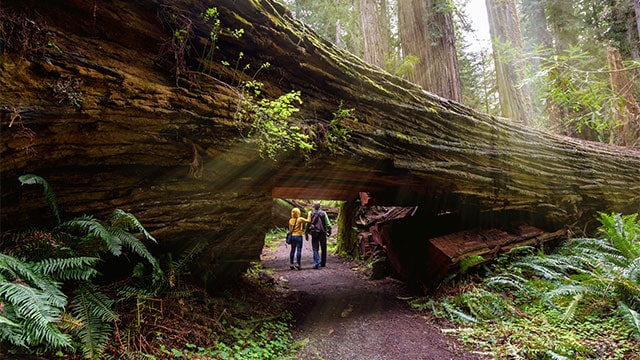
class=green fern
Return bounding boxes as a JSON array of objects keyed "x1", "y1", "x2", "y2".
[
  {"x1": 33, "y1": 257, "x2": 100, "y2": 281},
  {"x1": 57, "y1": 215, "x2": 123, "y2": 256},
  {"x1": 71, "y1": 284, "x2": 118, "y2": 359},
  {"x1": 0, "y1": 253, "x2": 72, "y2": 350},
  {"x1": 18, "y1": 174, "x2": 62, "y2": 225},
  {"x1": 428, "y1": 213, "x2": 640, "y2": 358},
  {"x1": 597, "y1": 212, "x2": 640, "y2": 260},
  {"x1": 8, "y1": 174, "x2": 164, "y2": 358},
  {"x1": 111, "y1": 209, "x2": 157, "y2": 244},
  {"x1": 617, "y1": 301, "x2": 640, "y2": 340}
]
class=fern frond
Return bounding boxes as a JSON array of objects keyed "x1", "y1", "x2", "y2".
[
  {"x1": 0, "y1": 314, "x2": 20, "y2": 327},
  {"x1": 33, "y1": 257, "x2": 100, "y2": 281},
  {"x1": 485, "y1": 274, "x2": 530, "y2": 292},
  {"x1": 458, "y1": 288, "x2": 512, "y2": 320},
  {"x1": 18, "y1": 174, "x2": 62, "y2": 225},
  {"x1": 111, "y1": 209, "x2": 157, "y2": 243},
  {"x1": 545, "y1": 284, "x2": 593, "y2": 300},
  {"x1": 441, "y1": 300, "x2": 479, "y2": 324},
  {"x1": 0, "y1": 281, "x2": 72, "y2": 349},
  {"x1": 110, "y1": 227, "x2": 163, "y2": 283},
  {"x1": 611, "y1": 277, "x2": 640, "y2": 306},
  {"x1": 629, "y1": 258, "x2": 640, "y2": 285},
  {"x1": 109, "y1": 228, "x2": 156, "y2": 267},
  {"x1": 547, "y1": 350, "x2": 570, "y2": 360},
  {"x1": 116, "y1": 285, "x2": 156, "y2": 300},
  {"x1": 597, "y1": 212, "x2": 640, "y2": 260},
  {"x1": 561, "y1": 293, "x2": 583, "y2": 322},
  {"x1": 617, "y1": 302, "x2": 640, "y2": 340},
  {"x1": 512, "y1": 258, "x2": 565, "y2": 280},
  {"x1": 565, "y1": 237, "x2": 619, "y2": 256},
  {"x1": 71, "y1": 284, "x2": 118, "y2": 359},
  {"x1": 0, "y1": 253, "x2": 67, "y2": 307},
  {"x1": 172, "y1": 241, "x2": 207, "y2": 273},
  {"x1": 58, "y1": 216, "x2": 122, "y2": 256}
]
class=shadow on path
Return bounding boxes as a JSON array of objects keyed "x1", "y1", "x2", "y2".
[{"x1": 261, "y1": 239, "x2": 488, "y2": 360}]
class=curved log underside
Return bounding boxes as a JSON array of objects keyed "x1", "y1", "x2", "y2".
[{"x1": 1, "y1": 0, "x2": 639, "y2": 289}]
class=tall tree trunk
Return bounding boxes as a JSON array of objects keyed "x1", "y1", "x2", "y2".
[
  {"x1": 360, "y1": 0, "x2": 386, "y2": 68},
  {"x1": 520, "y1": 0, "x2": 553, "y2": 125},
  {"x1": 608, "y1": 46, "x2": 640, "y2": 147},
  {"x1": 627, "y1": 0, "x2": 640, "y2": 59},
  {"x1": 398, "y1": 0, "x2": 462, "y2": 102},
  {"x1": 336, "y1": 198, "x2": 360, "y2": 256},
  {"x1": 379, "y1": 0, "x2": 393, "y2": 68},
  {"x1": 485, "y1": 0, "x2": 532, "y2": 125},
  {"x1": 636, "y1": 0, "x2": 640, "y2": 46}
]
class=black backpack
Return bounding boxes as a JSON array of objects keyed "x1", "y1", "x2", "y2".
[{"x1": 308, "y1": 210, "x2": 325, "y2": 235}]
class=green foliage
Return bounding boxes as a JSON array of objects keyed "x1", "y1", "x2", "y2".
[
  {"x1": 325, "y1": 102, "x2": 357, "y2": 154},
  {"x1": 3, "y1": 174, "x2": 162, "y2": 359},
  {"x1": 52, "y1": 77, "x2": 84, "y2": 110},
  {"x1": 459, "y1": 255, "x2": 484, "y2": 273},
  {"x1": 198, "y1": 7, "x2": 221, "y2": 74},
  {"x1": 528, "y1": 46, "x2": 640, "y2": 140},
  {"x1": 19, "y1": 174, "x2": 61, "y2": 224},
  {"x1": 211, "y1": 311, "x2": 298, "y2": 359},
  {"x1": 425, "y1": 212, "x2": 640, "y2": 359},
  {"x1": 391, "y1": 54, "x2": 420, "y2": 79},
  {"x1": 71, "y1": 284, "x2": 119, "y2": 359},
  {"x1": 236, "y1": 86, "x2": 313, "y2": 160},
  {"x1": 0, "y1": 253, "x2": 73, "y2": 350}
]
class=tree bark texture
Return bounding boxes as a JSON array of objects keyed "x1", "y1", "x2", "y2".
[
  {"x1": 486, "y1": 0, "x2": 533, "y2": 125},
  {"x1": 636, "y1": 0, "x2": 640, "y2": 48},
  {"x1": 607, "y1": 46, "x2": 640, "y2": 147},
  {"x1": 398, "y1": 0, "x2": 462, "y2": 101},
  {"x1": 1, "y1": 0, "x2": 639, "y2": 290},
  {"x1": 359, "y1": 0, "x2": 387, "y2": 68}
]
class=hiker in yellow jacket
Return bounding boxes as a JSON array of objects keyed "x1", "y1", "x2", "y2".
[{"x1": 288, "y1": 207, "x2": 311, "y2": 270}]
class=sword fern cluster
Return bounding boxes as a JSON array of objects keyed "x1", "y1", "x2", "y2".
[
  {"x1": 1, "y1": 175, "x2": 163, "y2": 359},
  {"x1": 426, "y1": 212, "x2": 640, "y2": 358}
]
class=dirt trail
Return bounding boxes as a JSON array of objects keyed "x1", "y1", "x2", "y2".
[{"x1": 260, "y1": 238, "x2": 488, "y2": 360}]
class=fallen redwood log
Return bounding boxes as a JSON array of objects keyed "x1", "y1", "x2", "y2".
[
  {"x1": 421, "y1": 225, "x2": 567, "y2": 288},
  {"x1": 1, "y1": 0, "x2": 639, "y2": 289}
]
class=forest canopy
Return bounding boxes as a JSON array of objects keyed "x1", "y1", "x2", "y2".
[{"x1": 283, "y1": 0, "x2": 640, "y2": 146}]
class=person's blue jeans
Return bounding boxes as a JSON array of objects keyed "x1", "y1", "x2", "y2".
[
  {"x1": 289, "y1": 235, "x2": 303, "y2": 266},
  {"x1": 311, "y1": 232, "x2": 327, "y2": 267}
]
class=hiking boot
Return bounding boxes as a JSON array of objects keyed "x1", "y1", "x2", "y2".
[
  {"x1": 290, "y1": 264, "x2": 295, "y2": 270},
  {"x1": 295, "y1": 264, "x2": 301, "y2": 270},
  {"x1": 313, "y1": 265, "x2": 320, "y2": 269}
]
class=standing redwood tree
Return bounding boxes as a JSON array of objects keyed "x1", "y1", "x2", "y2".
[
  {"x1": 485, "y1": 0, "x2": 532, "y2": 125},
  {"x1": 607, "y1": 47, "x2": 640, "y2": 147},
  {"x1": 359, "y1": 0, "x2": 387, "y2": 68},
  {"x1": 398, "y1": 0, "x2": 462, "y2": 101}
]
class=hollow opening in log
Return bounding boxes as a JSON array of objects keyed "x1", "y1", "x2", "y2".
[{"x1": 271, "y1": 179, "x2": 567, "y2": 290}]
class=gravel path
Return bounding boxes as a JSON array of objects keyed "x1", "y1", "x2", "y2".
[{"x1": 261, "y1": 238, "x2": 489, "y2": 360}]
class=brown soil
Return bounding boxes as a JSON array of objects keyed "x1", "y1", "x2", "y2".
[{"x1": 261, "y1": 238, "x2": 491, "y2": 360}]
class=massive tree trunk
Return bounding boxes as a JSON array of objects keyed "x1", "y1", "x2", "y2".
[
  {"x1": 485, "y1": 0, "x2": 532, "y2": 125},
  {"x1": 398, "y1": 0, "x2": 462, "y2": 101},
  {"x1": 607, "y1": 46, "x2": 640, "y2": 147},
  {"x1": 359, "y1": 0, "x2": 386, "y2": 68},
  {"x1": 1, "y1": 0, "x2": 639, "y2": 290},
  {"x1": 636, "y1": 0, "x2": 640, "y2": 50}
]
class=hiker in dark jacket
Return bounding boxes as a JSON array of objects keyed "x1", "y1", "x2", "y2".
[{"x1": 306, "y1": 201, "x2": 331, "y2": 269}]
